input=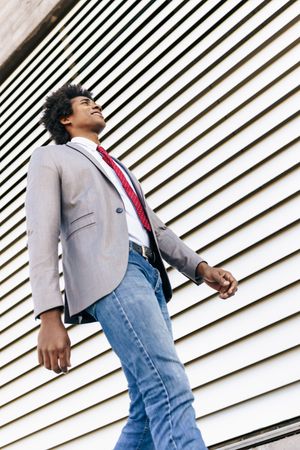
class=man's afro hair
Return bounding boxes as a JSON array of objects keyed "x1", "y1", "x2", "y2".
[{"x1": 41, "y1": 83, "x2": 94, "y2": 144}]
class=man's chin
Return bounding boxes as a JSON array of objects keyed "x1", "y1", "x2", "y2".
[{"x1": 93, "y1": 122, "x2": 106, "y2": 134}]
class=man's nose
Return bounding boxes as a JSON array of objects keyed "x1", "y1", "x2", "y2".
[{"x1": 92, "y1": 104, "x2": 102, "y2": 112}]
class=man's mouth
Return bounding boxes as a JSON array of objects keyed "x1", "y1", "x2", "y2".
[{"x1": 91, "y1": 112, "x2": 103, "y2": 117}]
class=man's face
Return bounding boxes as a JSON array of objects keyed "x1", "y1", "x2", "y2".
[{"x1": 62, "y1": 96, "x2": 106, "y2": 135}]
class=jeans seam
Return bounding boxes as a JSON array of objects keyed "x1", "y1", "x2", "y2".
[
  {"x1": 136, "y1": 417, "x2": 150, "y2": 450},
  {"x1": 154, "y1": 269, "x2": 161, "y2": 292},
  {"x1": 112, "y1": 290, "x2": 178, "y2": 449}
]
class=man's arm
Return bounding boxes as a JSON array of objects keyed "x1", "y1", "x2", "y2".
[
  {"x1": 143, "y1": 197, "x2": 238, "y2": 301},
  {"x1": 144, "y1": 200, "x2": 208, "y2": 285},
  {"x1": 25, "y1": 147, "x2": 71, "y2": 375},
  {"x1": 125, "y1": 166, "x2": 238, "y2": 299},
  {"x1": 121, "y1": 164, "x2": 209, "y2": 284},
  {"x1": 25, "y1": 147, "x2": 64, "y2": 321}
]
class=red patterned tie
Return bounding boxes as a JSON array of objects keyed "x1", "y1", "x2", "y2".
[{"x1": 96, "y1": 145, "x2": 152, "y2": 231}]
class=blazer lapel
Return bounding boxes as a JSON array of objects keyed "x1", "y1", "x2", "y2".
[
  {"x1": 66, "y1": 142, "x2": 110, "y2": 180},
  {"x1": 65, "y1": 142, "x2": 146, "y2": 207}
]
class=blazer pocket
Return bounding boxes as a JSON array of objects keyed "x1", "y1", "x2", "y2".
[{"x1": 66, "y1": 212, "x2": 96, "y2": 240}]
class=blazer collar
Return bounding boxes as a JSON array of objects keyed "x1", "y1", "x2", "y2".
[{"x1": 65, "y1": 142, "x2": 146, "y2": 206}]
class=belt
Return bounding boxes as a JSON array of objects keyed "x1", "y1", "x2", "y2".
[{"x1": 129, "y1": 240, "x2": 156, "y2": 263}]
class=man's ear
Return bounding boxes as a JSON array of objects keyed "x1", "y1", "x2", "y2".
[{"x1": 60, "y1": 116, "x2": 72, "y2": 126}]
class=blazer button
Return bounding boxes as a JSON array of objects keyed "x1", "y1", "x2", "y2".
[{"x1": 116, "y1": 207, "x2": 123, "y2": 213}]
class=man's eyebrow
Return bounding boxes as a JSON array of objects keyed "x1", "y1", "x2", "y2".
[
  {"x1": 79, "y1": 98, "x2": 102, "y2": 109},
  {"x1": 79, "y1": 98, "x2": 92, "y2": 103}
]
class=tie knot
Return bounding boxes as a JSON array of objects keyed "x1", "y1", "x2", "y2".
[
  {"x1": 97, "y1": 144, "x2": 109, "y2": 158},
  {"x1": 96, "y1": 144, "x2": 113, "y2": 166},
  {"x1": 97, "y1": 145, "x2": 106, "y2": 155}
]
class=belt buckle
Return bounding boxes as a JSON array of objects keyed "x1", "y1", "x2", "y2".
[{"x1": 141, "y1": 245, "x2": 148, "y2": 260}]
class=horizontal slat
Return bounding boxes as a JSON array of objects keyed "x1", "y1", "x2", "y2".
[
  {"x1": 45, "y1": 383, "x2": 300, "y2": 449},
  {"x1": 155, "y1": 138, "x2": 298, "y2": 224},
  {"x1": 2, "y1": 163, "x2": 299, "y2": 304},
  {"x1": 1, "y1": 319, "x2": 91, "y2": 384},
  {"x1": 2, "y1": 250, "x2": 28, "y2": 283},
  {"x1": 1, "y1": 163, "x2": 298, "y2": 315},
  {"x1": 170, "y1": 173, "x2": 299, "y2": 246},
  {"x1": 201, "y1": 382, "x2": 300, "y2": 446},
  {"x1": 1, "y1": 254, "x2": 63, "y2": 315},
  {"x1": 2, "y1": 312, "x2": 299, "y2": 416},
  {"x1": 2, "y1": 274, "x2": 299, "y2": 392},
  {"x1": 175, "y1": 285, "x2": 300, "y2": 358},
  {"x1": 138, "y1": 69, "x2": 299, "y2": 198},
  {"x1": 1, "y1": 0, "x2": 201, "y2": 122},
  {"x1": 2, "y1": 0, "x2": 294, "y2": 167},
  {"x1": 170, "y1": 221, "x2": 300, "y2": 289},
  {"x1": 1, "y1": 0, "x2": 299, "y2": 448},
  {"x1": 1, "y1": 327, "x2": 110, "y2": 402},
  {"x1": 2, "y1": 186, "x2": 299, "y2": 336},
  {"x1": 1, "y1": 207, "x2": 25, "y2": 238},
  {"x1": 113, "y1": 1, "x2": 299, "y2": 161},
  {"x1": 1, "y1": 0, "x2": 189, "y2": 145},
  {"x1": 1, "y1": 347, "x2": 299, "y2": 447}
]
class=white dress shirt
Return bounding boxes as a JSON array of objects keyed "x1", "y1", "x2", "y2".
[{"x1": 71, "y1": 137, "x2": 150, "y2": 247}]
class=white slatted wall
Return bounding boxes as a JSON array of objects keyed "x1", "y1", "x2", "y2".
[{"x1": 1, "y1": 0, "x2": 300, "y2": 448}]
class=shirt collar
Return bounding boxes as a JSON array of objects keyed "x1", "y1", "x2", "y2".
[{"x1": 71, "y1": 136, "x2": 99, "y2": 152}]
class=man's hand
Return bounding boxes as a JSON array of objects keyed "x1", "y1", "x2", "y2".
[
  {"x1": 196, "y1": 262, "x2": 238, "y2": 299},
  {"x1": 37, "y1": 310, "x2": 72, "y2": 374}
]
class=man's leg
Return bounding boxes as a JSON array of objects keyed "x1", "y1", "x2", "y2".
[
  {"x1": 85, "y1": 248, "x2": 208, "y2": 450},
  {"x1": 114, "y1": 262, "x2": 178, "y2": 449},
  {"x1": 114, "y1": 361, "x2": 155, "y2": 449},
  {"x1": 114, "y1": 257, "x2": 177, "y2": 450}
]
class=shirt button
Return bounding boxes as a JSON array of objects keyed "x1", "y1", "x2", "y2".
[{"x1": 116, "y1": 207, "x2": 123, "y2": 213}]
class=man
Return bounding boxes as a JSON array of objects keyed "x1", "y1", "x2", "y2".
[{"x1": 25, "y1": 83, "x2": 238, "y2": 449}]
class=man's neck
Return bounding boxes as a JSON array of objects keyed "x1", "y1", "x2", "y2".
[{"x1": 71, "y1": 131, "x2": 100, "y2": 145}]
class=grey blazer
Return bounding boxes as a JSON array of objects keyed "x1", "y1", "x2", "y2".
[{"x1": 25, "y1": 142, "x2": 207, "y2": 324}]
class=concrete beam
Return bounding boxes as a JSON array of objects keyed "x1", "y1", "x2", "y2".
[{"x1": 0, "y1": 0, "x2": 77, "y2": 82}]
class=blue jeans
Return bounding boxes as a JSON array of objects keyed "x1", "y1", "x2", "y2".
[{"x1": 84, "y1": 241, "x2": 208, "y2": 449}]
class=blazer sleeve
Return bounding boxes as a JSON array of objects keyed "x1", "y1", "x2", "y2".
[
  {"x1": 25, "y1": 147, "x2": 64, "y2": 321},
  {"x1": 144, "y1": 199, "x2": 208, "y2": 285}
]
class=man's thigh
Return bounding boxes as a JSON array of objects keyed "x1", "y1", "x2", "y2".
[{"x1": 86, "y1": 251, "x2": 186, "y2": 386}]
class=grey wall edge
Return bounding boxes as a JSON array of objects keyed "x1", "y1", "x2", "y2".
[
  {"x1": 0, "y1": 0, "x2": 77, "y2": 84},
  {"x1": 209, "y1": 418, "x2": 300, "y2": 449}
]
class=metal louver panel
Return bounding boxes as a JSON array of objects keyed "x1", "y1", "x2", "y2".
[{"x1": 1, "y1": 1, "x2": 299, "y2": 448}]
